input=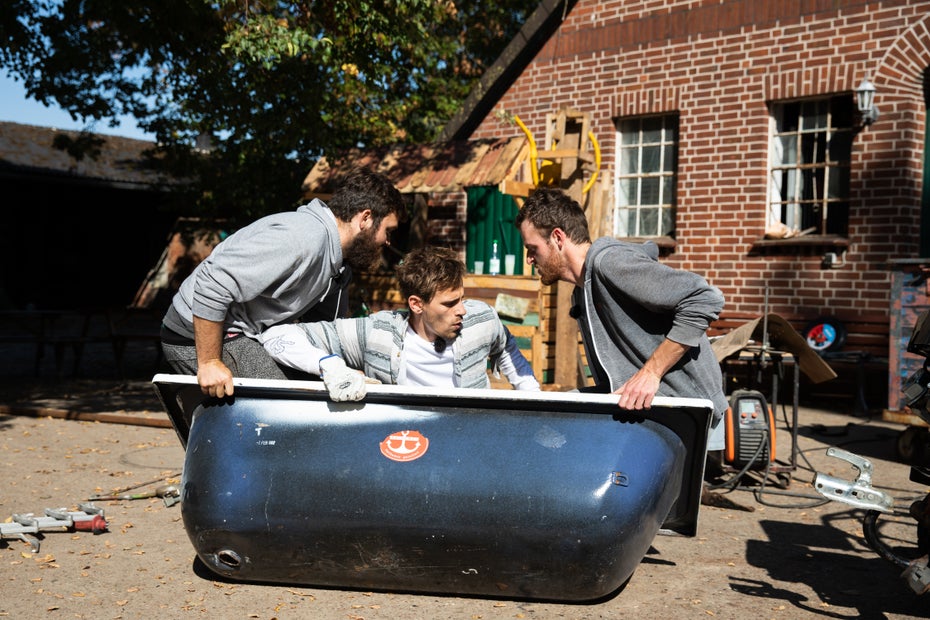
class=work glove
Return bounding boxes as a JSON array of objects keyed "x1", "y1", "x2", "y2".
[{"x1": 318, "y1": 355, "x2": 367, "y2": 402}]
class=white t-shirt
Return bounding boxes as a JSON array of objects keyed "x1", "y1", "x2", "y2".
[{"x1": 400, "y1": 326, "x2": 455, "y2": 387}]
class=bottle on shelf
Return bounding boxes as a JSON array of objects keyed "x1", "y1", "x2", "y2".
[{"x1": 488, "y1": 239, "x2": 501, "y2": 275}]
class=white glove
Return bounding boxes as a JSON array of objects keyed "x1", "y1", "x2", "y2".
[{"x1": 318, "y1": 355, "x2": 367, "y2": 402}]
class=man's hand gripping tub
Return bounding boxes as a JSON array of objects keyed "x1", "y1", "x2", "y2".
[{"x1": 318, "y1": 354, "x2": 368, "y2": 402}]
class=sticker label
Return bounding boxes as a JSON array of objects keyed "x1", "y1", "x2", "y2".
[{"x1": 380, "y1": 430, "x2": 429, "y2": 462}]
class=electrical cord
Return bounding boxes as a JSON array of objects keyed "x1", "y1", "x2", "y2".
[
  {"x1": 713, "y1": 420, "x2": 925, "y2": 509},
  {"x1": 709, "y1": 389, "x2": 928, "y2": 513},
  {"x1": 706, "y1": 434, "x2": 766, "y2": 491},
  {"x1": 705, "y1": 402, "x2": 836, "y2": 508},
  {"x1": 753, "y1": 456, "x2": 830, "y2": 509}
]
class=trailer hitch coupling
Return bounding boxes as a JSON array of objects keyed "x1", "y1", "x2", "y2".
[{"x1": 813, "y1": 447, "x2": 895, "y2": 513}]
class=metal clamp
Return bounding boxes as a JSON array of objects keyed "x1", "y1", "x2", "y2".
[
  {"x1": 0, "y1": 504, "x2": 107, "y2": 553},
  {"x1": 813, "y1": 447, "x2": 895, "y2": 513}
]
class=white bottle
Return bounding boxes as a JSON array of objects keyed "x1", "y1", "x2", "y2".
[{"x1": 488, "y1": 239, "x2": 501, "y2": 275}]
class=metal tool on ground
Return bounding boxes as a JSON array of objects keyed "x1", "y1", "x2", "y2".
[
  {"x1": 88, "y1": 483, "x2": 180, "y2": 506},
  {"x1": 0, "y1": 503, "x2": 107, "y2": 553}
]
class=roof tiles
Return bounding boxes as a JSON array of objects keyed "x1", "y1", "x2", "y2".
[
  {"x1": 301, "y1": 137, "x2": 528, "y2": 197},
  {"x1": 0, "y1": 121, "x2": 169, "y2": 188}
]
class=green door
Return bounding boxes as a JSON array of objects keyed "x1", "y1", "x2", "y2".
[{"x1": 465, "y1": 186, "x2": 523, "y2": 275}]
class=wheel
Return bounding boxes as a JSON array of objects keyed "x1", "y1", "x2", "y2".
[
  {"x1": 804, "y1": 316, "x2": 847, "y2": 353},
  {"x1": 897, "y1": 426, "x2": 930, "y2": 463}
]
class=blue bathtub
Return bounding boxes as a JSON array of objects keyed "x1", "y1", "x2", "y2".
[{"x1": 153, "y1": 375, "x2": 712, "y2": 601}]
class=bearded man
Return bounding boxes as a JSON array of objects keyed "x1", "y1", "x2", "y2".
[{"x1": 160, "y1": 168, "x2": 404, "y2": 398}]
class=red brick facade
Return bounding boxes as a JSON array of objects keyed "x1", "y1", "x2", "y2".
[
  {"x1": 466, "y1": 0, "x2": 929, "y2": 321},
  {"x1": 425, "y1": 191, "x2": 468, "y2": 253}
]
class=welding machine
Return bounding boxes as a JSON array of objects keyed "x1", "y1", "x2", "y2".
[{"x1": 724, "y1": 389, "x2": 776, "y2": 469}]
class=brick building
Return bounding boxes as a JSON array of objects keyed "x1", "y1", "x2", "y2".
[
  {"x1": 449, "y1": 0, "x2": 928, "y2": 313},
  {"x1": 0, "y1": 121, "x2": 180, "y2": 310},
  {"x1": 306, "y1": 0, "x2": 930, "y2": 406}
]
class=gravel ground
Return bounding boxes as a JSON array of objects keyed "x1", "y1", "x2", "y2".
[{"x1": 1, "y1": 339, "x2": 929, "y2": 619}]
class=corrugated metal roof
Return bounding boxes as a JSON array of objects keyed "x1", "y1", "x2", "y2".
[
  {"x1": 0, "y1": 121, "x2": 171, "y2": 189},
  {"x1": 301, "y1": 136, "x2": 529, "y2": 196}
]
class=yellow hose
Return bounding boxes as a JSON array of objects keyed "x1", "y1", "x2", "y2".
[
  {"x1": 512, "y1": 115, "x2": 600, "y2": 192},
  {"x1": 513, "y1": 115, "x2": 539, "y2": 186},
  {"x1": 582, "y1": 130, "x2": 601, "y2": 194}
]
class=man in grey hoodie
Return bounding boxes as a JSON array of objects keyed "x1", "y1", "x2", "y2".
[
  {"x1": 160, "y1": 168, "x2": 404, "y2": 399},
  {"x1": 515, "y1": 187, "x2": 727, "y2": 450}
]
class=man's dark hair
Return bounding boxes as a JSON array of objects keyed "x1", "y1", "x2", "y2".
[
  {"x1": 515, "y1": 187, "x2": 591, "y2": 244},
  {"x1": 327, "y1": 168, "x2": 405, "y2": 227},
  {"x1": 396, "y1": 246, "x2": 465, "y2": 303}
]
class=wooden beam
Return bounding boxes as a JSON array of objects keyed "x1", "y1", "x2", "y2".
[
  {"x1": 536, "y1": 149, "x2": 594, "y2": 164},
  {"x1": 499, "y1": 178, "x2": 535, "y2": 198},
  {"x1": 552, "y1": 108, "x2": 588, "y2": 389}
]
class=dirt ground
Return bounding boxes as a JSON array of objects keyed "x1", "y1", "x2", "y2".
[{"x1": 1, "y1": 340, "x2": 929, "y2": 619}]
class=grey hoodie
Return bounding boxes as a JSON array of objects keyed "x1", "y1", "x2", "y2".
[
  {"x1": 162, "y1": 199, "x2": 344, "y2": 340},
  {"x1": 573, "y1": 237, "x2": 728, "y2": 420}
]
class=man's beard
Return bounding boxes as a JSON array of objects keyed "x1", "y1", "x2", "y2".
[
  {"x1": 344, "y1": 227, "x2": 383, "y2": 272},
  {"x1": 537, "y1": 252, "x2": 561, "y2": 286}
]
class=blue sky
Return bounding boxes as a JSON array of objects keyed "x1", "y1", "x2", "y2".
[{"x1": 0, "y1": 72, "x2": 154, "y2": 142}]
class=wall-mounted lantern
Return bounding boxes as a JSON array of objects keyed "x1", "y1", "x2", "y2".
[{"x1": 855, "y1": 78, "x2": 879, "y2": 126}]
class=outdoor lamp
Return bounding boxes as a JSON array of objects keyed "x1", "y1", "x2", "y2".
[{"x1": 855, "y1": 78, "x2": 879, "y2": 126}]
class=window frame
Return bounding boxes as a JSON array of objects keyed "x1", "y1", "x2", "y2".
[
  {"x1": 766, "y1": 95, "x2": 855, "y2": 240},
  {"x1": 613, "y1": 114, "x2": 680, "y2": 241}
]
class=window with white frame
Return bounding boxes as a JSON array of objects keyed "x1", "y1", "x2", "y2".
[
  {"x1": 768, "y1": 96, "x2": 854, "y2": 236},
  {"x1": 614, "y1": 115, "x2": 679, "y2": 237}
]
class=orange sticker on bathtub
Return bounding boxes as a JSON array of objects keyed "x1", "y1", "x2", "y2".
[{"x1": 380, "y1": 430, "x2": 429, "y2": 462}]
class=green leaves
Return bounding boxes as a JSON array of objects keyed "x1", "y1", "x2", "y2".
[{"x1": 0, "y1": 0, "x2": 532, "y2": 222}]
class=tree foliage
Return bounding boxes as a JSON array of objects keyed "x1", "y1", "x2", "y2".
[{"x1": 0, "y1": 0, "x2": 532, "y2": 222}]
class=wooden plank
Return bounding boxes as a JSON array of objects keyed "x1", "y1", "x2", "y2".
[
  {"x1": 536, "y1": 149, "x2": 594, "y2": 164},
  {"x1": 486, "y1": 138, "x2": 529, "y2": 186},
  {"x1": 506, "y1": 325, "x2": 537, "y2": 338},
  {"x1": 554, "y1": 281, "x2": 577, "y2": 387},
  {"x1": 465, "y1": 274, "x2": 541, "y2": 293},
  {"x1": 0, "y1": 404, "x2": 171, "y2": 428},
  {"x1": 536, "y1": 322, "x2": 556, "y2": 339},
  {"x1": 500, "y1": 179, "x2": 535, "y2": 198},
  {"x1": 882, "y1": 409, "x2": 930, "y2": 428},
  {"x1": 466, "y1": 286, "x2": 537, "y2": 301}
]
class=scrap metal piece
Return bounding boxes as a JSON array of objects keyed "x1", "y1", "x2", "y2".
[
  {"x1": 813, "y1": 447, "x2": 895, "y2": 513},
  {"x1": 88, "y1": 484, "x2": 178, "y2": 502},
  {"x1": 902, "y1": 556, "x2": 930, "y2": 595},
  {"x1": 1, "y1": 505, "x2": 108, "y2": 553},
  {"x1": 0, "y1": 518, "x2": 42, "y2": 552}
]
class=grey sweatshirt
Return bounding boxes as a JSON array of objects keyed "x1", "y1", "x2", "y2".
[
  {"x1": 573, "y1": 237, "x2": 728, "y2": 420},
  {"x1": 162, "y1": 200, "x2": 344, "y2": 339}
]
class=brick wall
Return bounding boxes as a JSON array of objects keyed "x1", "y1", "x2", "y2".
[
  {"x1": 468, "y1": 0, "x2": 928, "y2": 324},
  {"x1": 425, "y1": 190, "x2": 468, "y2": 254}
]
